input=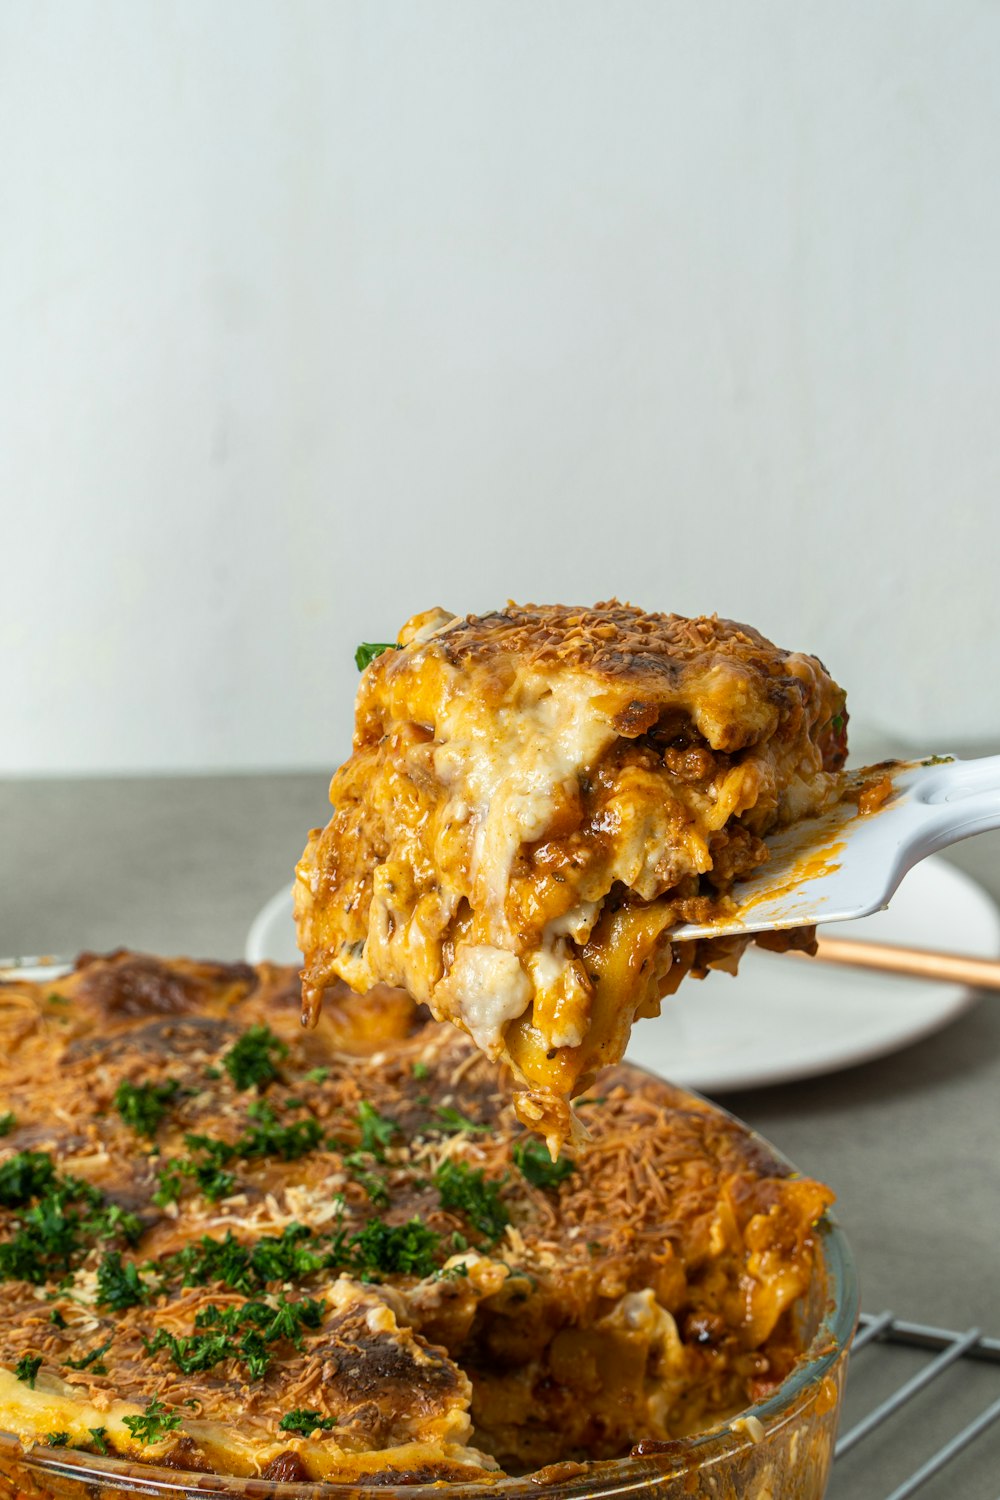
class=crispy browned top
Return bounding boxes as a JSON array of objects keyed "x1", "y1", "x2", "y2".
[
  {"x1": 370, "y1": 602, "x2": 847, "y2": 757},
  {"x1": 0, "y1": 952, "x2": 833, "y2": 1480},
  {"x1": 438, "y1": 605, "x2": 804, "y2": 689}
]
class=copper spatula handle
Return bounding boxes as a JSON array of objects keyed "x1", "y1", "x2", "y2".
[{"x1": 806, "y1": 936, "x2": 1000, "y2": 991}]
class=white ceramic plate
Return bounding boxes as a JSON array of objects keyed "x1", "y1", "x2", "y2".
[{"x1": 245, "y1": 856, "x2": 1000, "y2": 1093}]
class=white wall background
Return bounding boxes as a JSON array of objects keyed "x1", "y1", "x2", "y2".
[{"x1": 2, "y1": 0, "x2": 998, "y2": 774}]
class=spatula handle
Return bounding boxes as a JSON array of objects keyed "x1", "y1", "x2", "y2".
[
  {"x1": 809, "y1": 936, "x2": 1000, "y2": 991},
  {"x1": 900, "y1": 754, "x2": 1000, "y2": 861}
]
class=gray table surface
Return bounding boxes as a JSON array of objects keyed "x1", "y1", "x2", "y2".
[{"x1": 1, "y1": 771, "x2": 998, "y2": 1497}]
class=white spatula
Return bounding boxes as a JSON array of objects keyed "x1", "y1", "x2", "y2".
[{"x1": 671, "y1": 755, "x2": 1000, "y2": 941}]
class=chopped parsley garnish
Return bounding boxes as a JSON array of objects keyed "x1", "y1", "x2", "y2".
[
  {"x1": 355, "y1": 641, "x2": 399, "y2": 671},
  {"x1": 921, "y1": 754, "x2": 954, "y2": 766},
  {"x1": 195, "y1": 1294, "x2": 325, "y2": 1339},
  {"x1": 144, "y1": 1295, "x2": 325, "y2": 1381},
  {"x1": 411, "y1": 1061, "x2": 429, "y2": 1080},
  {"x1": 512, "y1": 1136, "x2": 576, "y2": 1190},
  {"x1": 97, "y1": 1250, "x2": 154, "y2": 1310},
  {"x1": 238, "y1": 1100, "x2": 324, "y2": 1161},
  {"x1": 157, "y1": 1215, "x2": 443, "y2": 1293},
  {"x1": 45, "y1": 1433, "x2": 70, "y2": 1447},
  {"x1": 88, "y1": 1427, "x2": 109, "y2": 1454},
  {"x1": 122, "y1": 1397, "x2": 182, "y2": 1447},
  {"x1": 434, "y1": 1261, "x2": 470, "y2": 1281},
  {"x1": 433, "y1": 1106, "x2": 489, "y2": 1136},
  {"x1": 49, "y1": 1308, "x2": 67, "y2": 1328},
  {"x1": 0, "y1": 1150, "x2": 57, "y2": 1208},
  {"x1": 340, "y1": 1218, "x2": 440, "y2": 1279},
  {"x1": 339, "y1": 1101, "x2": 399, "y2": 1204},
  {"x1": 347, "y1": 1164, "x2": 389, "y2": 1207},
  {"x1": 0, "y1": 1153, "x2": 142, "y2": 1285},
  {"x1": 14, "y1": 1353, "x2": 42, "y2": 1387},
  {"x1": 65, "y1": 1337, "x2": 112, "y2": 1372},
  {"x1": 153, "y1": 1152, "x2": 236, "y2": 1207},
  {"x1": 304, "y1": 1067, "x2": 330, "y2": 1084},
  {"x1": 223, "y1": 1024, "x2": 287, "y2": 1092},
  {"x1": 113, "y1": 1078, "x2": 182, "y2": 1138},
  {"x1": 434, "y1": 1159, "x2": 510, "y2": 1244},
  {"x1": 0, "y1": 1112, "x2": 15, "y2": 1137},
  {"x1": 356, "y1": 1100, "x2": 398, "y2": 1158},
  {"x1": 163, "y1": 1223, "x2": 329, "y2": 1294},
  {"x1": 280, "y1": 1408, "x2": 336, "y2": 1435},
  {"x1": 153, "y1": 1102, "x2": 325, "y2": 1206}
]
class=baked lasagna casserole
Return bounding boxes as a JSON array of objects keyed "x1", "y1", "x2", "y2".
[
  {"x1": 296, "y1": 604, "x2": 848, "y2": 1143},
  {"x1": 0, "y1": 951, "x2": 834, "y2": 1483}
]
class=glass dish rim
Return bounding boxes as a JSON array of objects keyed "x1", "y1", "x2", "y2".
[{"x1": 0, "y1": 963, "x2": 859, "y2": 1496}]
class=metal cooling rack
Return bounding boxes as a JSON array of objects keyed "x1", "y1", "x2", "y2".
[{"x1": 829, "y1": 1312, "x2": 1000, "y2": 1499}]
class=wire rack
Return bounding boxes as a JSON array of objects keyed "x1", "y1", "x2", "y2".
[{"x1": 828, "y1": 1312, "x2": 1000, "y2": 1499}]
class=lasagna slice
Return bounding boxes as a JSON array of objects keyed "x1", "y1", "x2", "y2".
[{"x1": 296, "y1": 604, "x2": 847, "y2": 1144}]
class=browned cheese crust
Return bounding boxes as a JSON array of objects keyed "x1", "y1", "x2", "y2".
[
  {"x1": 295, "y1": 604, "x2": 848, "y2": 1143},
  {"x1": 0, "y1": 952, "x2": 833, "y2": 1481}
]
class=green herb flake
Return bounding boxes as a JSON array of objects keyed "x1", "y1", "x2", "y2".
[
  {"x1": 0, "y1": 1156, "x2": 140, "y2": 1287},
  {"x1": 344, "y1": 1160, "x2": 389, "y2": 1207},
  {"x1": 191, "y1": 1161, "x2": 238, "y2": 1201},
  {"x1": 96, "y1": 1252, "x2": 153, "y2": 1310},
  {"x1": 0, "y1": 1112, "x2": 15, "y2": 1137},
  {"x1": 154, "y1": 1099, "x2": 327, "y2": 1207},
  {"x1": 239, "y1": 1100, "x2": 324, "y2": 1162},
  {"x1": 304, "y1": 1067, "x2": 330, "y2": 1084},
  {"x1": 921, "y1": 754, "x2": 955, "y2": 767},
  {"x1": 65, "y1": 1338, "x2": 113, "y2": 1371},
  {"x1": 355, "y1": 641, "x2": 399, "y2": 671},
  {"x1": 512, "y1": 1136, "x2": 576, "y2": 1190},
  {"x1": 0, "y1": 1151, "x2": 57, "y2": 1208},
  {"x1": 144, "y1": 1295, "x2": 325, "y2": 1381},
  {"x1": 165, "y1": 1223, "x2": 327, "y2": 1294},
  {"x1": 223, "y1": 1024, "x2": 288, "y2": 1092},
  {"x1": 356, "y1": 1100, "x2": 398, "y2": 1159},
  {"x1": 434, "y1": 1262, "x2": 470, "y2": 1282},
  {"x1": 150, "y1": 1160, "x2": 188, "y2": 1208},
  {"x1": 122, "y1": 1397, "x2": 183, "y2": 1447},
  {"x1": 49, "y1": 1308, "x2": 67, "y2": 1328},
  {"x1": 342, "y1": 1218, "x2": 441, "y2": 1279},
  {"x1": 411, "y1": 1061, "x2": 429, "y2": 1080},
  {"x1": 45, "y1": 1433, "x2": 70, "y2": 1447},
  {"x1": 14, "y1": 1354, "x2": 42, "y2": 1388},
  {"x1": 113, "y1": 1078, "x2": 182, "y2": 1139},
  {"x1": 434, "y1": 1159, "x2": 510, "y2": 1244},
  {"x1": 280, "y1": 1408, "x2": 336, "y2": 1435},
  {"x1": 88, "y1": 1427, "x2": 109, "y2": 1455}
]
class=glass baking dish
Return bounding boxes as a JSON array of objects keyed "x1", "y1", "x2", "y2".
[
  {"x1": 0, "y1": 1108, "x2": 856, "y2": 1500},
  {"x1": 0, "y1": 962, "x2": 857, "y2": 1500}
]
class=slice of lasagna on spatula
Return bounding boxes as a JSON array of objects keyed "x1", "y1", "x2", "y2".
[{"x1": 295, "y1": 603, "x2": 847, "y2": 1148}]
